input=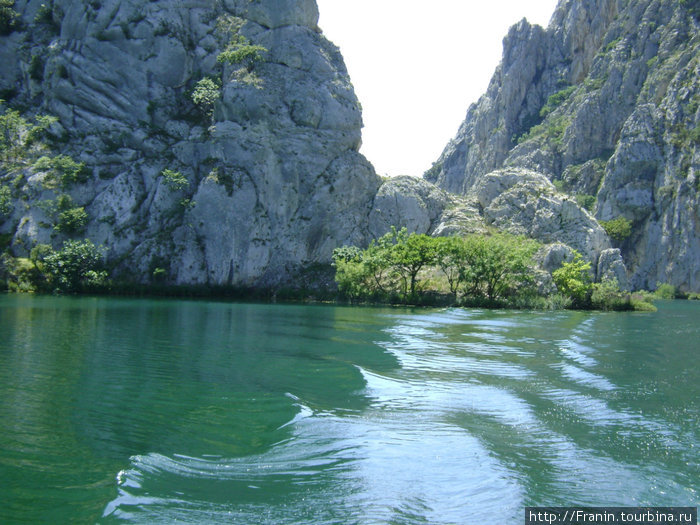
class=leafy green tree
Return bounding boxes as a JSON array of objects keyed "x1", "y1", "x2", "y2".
[
  {"x1": 434, "y1": 236, "x2": 468, "y2": 295},
  {"x1": 215, "y1": 14, "x2": 267, "y2": 69},
  {"x1": 332, "y1": 245, "x2": 362, "y2": 264},
  {"x1": 217, "y1": 44, "x2": 267, "y2": 67},
  {"x1": 391, "y1": 229, "x2": 437, "y2": 298},
  {"x1": 654, "y1": 283, "x2": 676, "y2": 300},
  {"x1": 43, "y1": 239, "x2": 107, "y2": 293},
  {"x1": 552, "y1": 252, "x2": 592, "y2": 305},
  {"x1": 333, "y1": 252, "x2": 372, "y2": 300},
  {"x1": 334, "y1": 231, "x2": 540, "y2": 304},
  {"x1": 361, "y1": 230, "x2": 398, "y2": 297},
  {"x1": 461, "y1": 234, "x2": 539, "y2": 301},
  {"x1": 333, "y1": 229, "x2": 403, "y2": 301}
]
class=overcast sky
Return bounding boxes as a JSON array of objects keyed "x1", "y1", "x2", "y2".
[{"x1": 316, "y1": 0, "x2": 560, "y2": 177}]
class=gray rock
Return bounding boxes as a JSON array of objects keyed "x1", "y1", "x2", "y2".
[
  {"x1": 535, "y1": 243, "x2": 576, "y2": 274},
  {"x1": 596, "y1": 248, "x2": 629, "y2": 290},
  {"x1": 426, "y1": 0, "x2": 700, "y2": 292},
  {"x1": 0, "y1": 0, "x2": 379, "y2": 287},
  {"x1": 472, "y1": 168, "x2": 610, "y2": 261},
  {"x1": 368, "y1": 176, "x2": 485, "y2": 239}
]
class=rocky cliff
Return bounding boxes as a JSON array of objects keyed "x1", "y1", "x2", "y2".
[
  {"x1": 0, "y1": 0, "x2": 380, "y2": 286},
  {"x1": 427, "y1": 0, "x2": 700, "y2": 292},
  {"x1": 2, "y1": 0, "x2": 698, "y2": 293}
]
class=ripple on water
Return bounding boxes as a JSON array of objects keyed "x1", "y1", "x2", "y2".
[{"x1": 1, "y1": 297, "x2": 697, "y2": 524}]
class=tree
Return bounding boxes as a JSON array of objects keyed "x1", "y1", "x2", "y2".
[
  {"x1": 0, "y1": 107, "x2": 25, "y2": 163},
  {"x1": 391, "y1": 229, "x2": 437, "y2": 298},
  {"x1": 34, "y1": 154, "x2": 89, "y2": 188},
  {"x1": 333, "y1": 251, "x2": 372, "y2": 300},
  {"x1": 434, "y1": 236, "x2": 467, "y2": 295},
  {"x1": 43, "y1": 239, "x2": 107, "y2": 293},
  {"x1": 461, "y1": 234, "x2": 539, "y2": 301},
  {"x1": 217, "y1": 44, "x2": 267, "y2": 68},
  {"x1": 552, "y1": 251, "x2": 592, "y2": 306},
  {"x1": 54, "y1": 206, "x2": 88, "y2": 234},
  {"x1": 215, "y1": 14, "x2": 267, "y2": 71}
]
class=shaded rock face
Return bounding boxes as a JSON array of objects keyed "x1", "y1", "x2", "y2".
[
  {"x1": 427, "y1": 0, "x2": 700, "y2": 292},
  {"x1": 0, "y1": 0, "x2": 380, "y2": 286}
]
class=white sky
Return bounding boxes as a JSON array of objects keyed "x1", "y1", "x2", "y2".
[{"x1": 317, "y1": 0, "x2": 559, "y2": 177}]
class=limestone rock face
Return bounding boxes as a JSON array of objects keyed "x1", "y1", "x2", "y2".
[
  {"x1": 427, "y1": 0, "x2": 700, "y2": 292},
  {"x1": 368, "y1": 176, "x2": 486, "y2": 239},
  {"x1": 472, "y1": 168, "x2": 611, "y2": 261},
  {"x1": 0, "y1": 0, "x2": 380, "y2": 286},
  {"x1": 597, "y1": 248, "x2": 629, "y2": 290}
]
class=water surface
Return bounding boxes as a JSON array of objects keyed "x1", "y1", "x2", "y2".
[{"x1": 0, "y1": 296, "x2": 697, "y2": 523}]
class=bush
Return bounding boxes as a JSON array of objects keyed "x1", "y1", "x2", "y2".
[
  {"x1": 600, "y1": 216, "x2": 632, "y2": 242},
  {"x1": 191, "y1": 77, "x2": 221, "y2": 117},
  {"x1": 34, "y1": 154, "x2": 89, "y2": 188},
  {"x1": 0, "y1": 107, "x2": 26, "y2": 163},
  {"x1": 540, "y1": 86, "x2": 576, "y2": 118},
  {"x1": 630, "y1": 294, "x2": 658, "y2": 312},
  {"x1": 575, "y1": 194, "x2": 596, "y2": 212},
  {"x1": 0, "y1": 184, "x2": 12, "y2": 218},
  {"x1": 54, "y1": 206, "x2": 88, "y2": 234},
  {"x1": 215, "y1": 14, "x2": 267, "y2": 69},
  {"x1": 0, "y1": 0, "x2": 18, "y2": 35},
  {"x1": 552, "y1": 252, "x2": 592, "y2": 306},
  {"x1": 217, "y1": 44, "x2": 267, "y2": 67},
  {"x1": 43, "y1": 239, "x2": 107, "y2": 293},
  {"x1": 654, "y1": 283, "x2": 677, "y2": 300},
  {"x1": 160, "y1": 168, "x2": 189, "y2": 191},
  {"x1": 590, "y1": 279, "x2": 631, "y2": 311}
]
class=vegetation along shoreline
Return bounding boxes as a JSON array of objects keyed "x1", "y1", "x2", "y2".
[{"x1": 2, "y1": 229, "x2": 697, "y2": 312}]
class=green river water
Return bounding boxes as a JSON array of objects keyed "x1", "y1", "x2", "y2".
[{"x1": 0, "y1": 295, "x2": 697, "y2": 524}]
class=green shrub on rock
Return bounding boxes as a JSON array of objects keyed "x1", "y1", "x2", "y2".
[
  {"x1": 191, "y1": 77, "x2": 221, "y2": 118},
  {"x1": 600, "y1": 216, "x2": 632, "y2": 242},
  {"x1": 160, "y1": 169, "x2": 189, "y2": 191},
  {"x1": 0, "y1": 184, "x2": 12, "y2": 218},
  {"x1": 0, "y1": 0, "x2": 18, "y2": 35},
  {"x1": 54, "y1": 206, "x2": 88, "y2": 234}
]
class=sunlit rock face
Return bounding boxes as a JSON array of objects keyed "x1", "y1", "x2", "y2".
[
  {"x1": 427, "y1": 0, "x2": 700, "y2": 292},
  {"x1": 1, "y1": 0, "x2": 380, "y2": 285}
]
